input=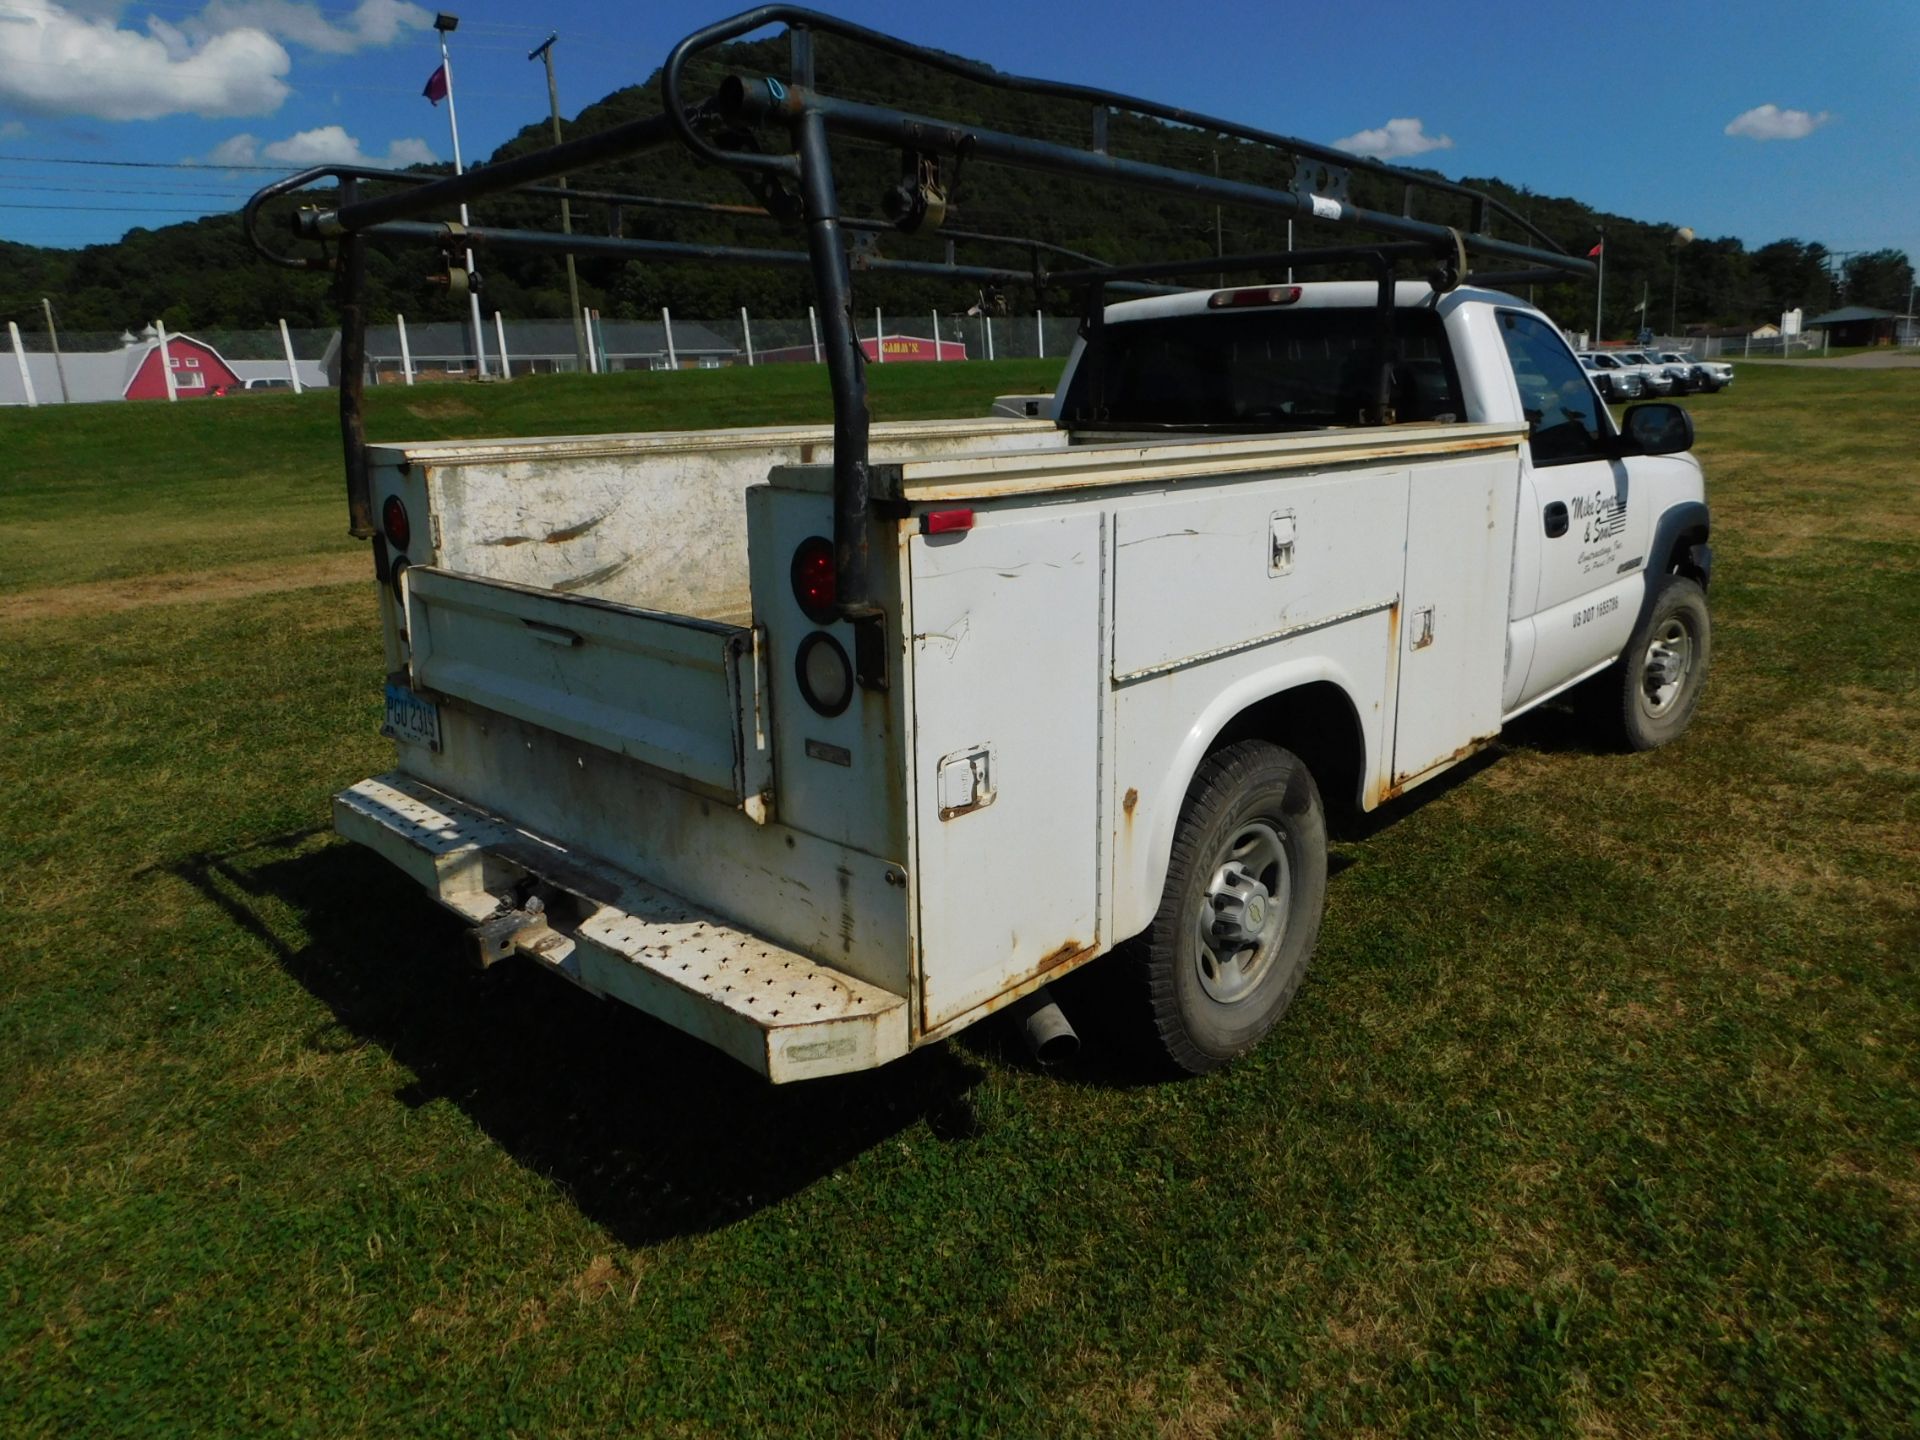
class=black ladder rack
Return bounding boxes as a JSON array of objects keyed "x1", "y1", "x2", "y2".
[{"x1": 247, "y1": 3, "x2": 1592, "y2": 625}]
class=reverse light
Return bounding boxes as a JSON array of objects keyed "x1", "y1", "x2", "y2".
[
  {"x1": 791, "y1": 536, "x2": 836, "y2": 622},
  {"x1": 1207, "y1": 285, "x2": 1303, "y2": 309},
  {"x1": 382, "y1": 494, "x2": 411, "y2": 551},
  {"x1": 796, "y1": 631, "x2": 853, "y2": 717}
]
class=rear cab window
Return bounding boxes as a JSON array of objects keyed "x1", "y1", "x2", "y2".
[{"x1": 1060, "y1": 306, "x2": 1464, "y2": 432}]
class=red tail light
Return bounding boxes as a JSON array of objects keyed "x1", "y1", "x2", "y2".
[
  {"x1": 791, "y1": 536, "x2": 836, "y2": 622},
  {"x1": 382, "y1": 494, "x2": 411, "y2": 551}
]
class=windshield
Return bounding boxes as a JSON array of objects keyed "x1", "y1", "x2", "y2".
[{"x1": 1060, "y1": 306, "x2": 1464, "y2": 430}]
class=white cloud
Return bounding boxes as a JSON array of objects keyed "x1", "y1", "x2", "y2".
[
  {"x1": 202, "y1": 124, "x2": 435, "y2": 168},
  {"x1": 189, "y1": 0, "x2": 430, "y2": 56},
  {"x1": 1724, "y1": 104, "x2": 1831, "y2": 141},
  {"x1": 1330, "y1": 117, "x2": 1453, "y2": 161},
  {"x1": 0, "y1": 0, "x2": 290, "y2": 120},
  {"x1": 0, "y1": 0, "x2": 428, "y2": 123}
]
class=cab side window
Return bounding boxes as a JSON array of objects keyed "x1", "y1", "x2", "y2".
[{"x1": 1497, "y1": 310, "x2": 1605, "y2": 466}]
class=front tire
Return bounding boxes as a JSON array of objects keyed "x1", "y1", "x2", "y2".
[
  {"x1": 1606, "y1": 574, "x2": 1712, "y2": 751},
  {"x1": 1141, "y1": 741, "x2": 1328, "y2": 1075}
]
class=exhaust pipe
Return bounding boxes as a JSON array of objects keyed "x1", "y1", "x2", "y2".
[{"x1": 1008, "y1": 986, "x2": 1079, "y2": 1065}]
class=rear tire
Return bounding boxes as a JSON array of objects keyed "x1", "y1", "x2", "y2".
[
  {"x1": 1140, "y1": 742, "x2": 1327, "y2": 1075},
  {"x1": 1603, "y1": 574, "x2": 1711, "y2": 751}
]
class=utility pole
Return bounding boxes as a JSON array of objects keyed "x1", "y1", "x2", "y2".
[
  {"x1": 1212, "y1": 149, "x2": 1223, "y2": 289},
  {"x1": 433, "y1": 13, "x2": 488, "y2": 378},
  {"x1": 529, "y1": 33, "x2": 588, "y2": 374},
  {"x1": 41, "y1": 297, "x2": 69, "y2": 404},
  {"x1": 1521, "y1": 189, "x2": 1535, "y2": 303}
]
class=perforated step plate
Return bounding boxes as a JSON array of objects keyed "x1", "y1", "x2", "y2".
[{"x1": 335, "y1": 774, "x2": 909, "y2": 1082}]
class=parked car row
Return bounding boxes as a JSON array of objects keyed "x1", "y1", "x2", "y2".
[{"x1": 1577, "y1": 349, "x2": 1734, "y2": 401}]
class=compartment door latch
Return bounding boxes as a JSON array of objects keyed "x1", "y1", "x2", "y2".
[
  {"x1": 937, "y1": 746, "x2": 995, "y2": 820},
  {"x1": 1269, "y1": 511, "x2": 1297, "y2": 576}
]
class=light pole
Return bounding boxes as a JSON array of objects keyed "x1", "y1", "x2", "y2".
[
  {"x1": 433, "y1": 12, "x2": 488, "y2": 378},
  {"x1": 529, "y1": 33, "x2": 588, "y2": 374},
  {"x1": 1669, "y1": 225, "x2": 1694, "y2": 337}
]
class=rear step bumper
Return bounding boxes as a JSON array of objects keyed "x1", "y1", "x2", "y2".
[{"x1": 333, "y1": 774, "x2": 909, "y2": 1082}]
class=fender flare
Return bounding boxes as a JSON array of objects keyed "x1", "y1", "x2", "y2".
[
  {"x1": 1116, "y1": 657, "x2": 1371, "y2": 942},
  {"x1": 1636, "y1": 500, "x2": 1711, "y2": 631}
]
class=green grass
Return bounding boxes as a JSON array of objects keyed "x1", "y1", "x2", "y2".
[{"x1": 3, "y1": 363, "x2": 1917, "y2": 1437}]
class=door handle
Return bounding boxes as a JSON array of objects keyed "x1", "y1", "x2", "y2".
[
  {"x1": 522, "y1": 618, "x2": 583, "y2": 647},
  {"x1": 1543, "y1": 501, "x2": 1569, "y2": 539}
]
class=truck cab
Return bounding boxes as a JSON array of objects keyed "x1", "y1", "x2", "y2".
[{"x1": 1059, "y1": 283, "x2": 1707, "y2": 716}]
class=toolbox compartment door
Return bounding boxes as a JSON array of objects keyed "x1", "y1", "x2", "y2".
[{"x1": 1391, "y1": 456, "x2": 1517, "y2": 783}]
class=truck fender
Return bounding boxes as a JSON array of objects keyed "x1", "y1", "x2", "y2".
[
  {"x1": 1116, "y1": 657, "x2": 1370, "y2": 943},
  {"x1": 1635, "y1": 500, "x2": 1711, "y2": 631}
]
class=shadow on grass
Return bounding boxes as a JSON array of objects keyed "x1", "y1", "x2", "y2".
[{"x1": 168, "y1": 831, "x2": 985, "y2": 1248}]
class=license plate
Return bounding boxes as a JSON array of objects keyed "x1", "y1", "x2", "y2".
[{"x1": 382, "y1": 682, "x2": 441, "y2": 751}]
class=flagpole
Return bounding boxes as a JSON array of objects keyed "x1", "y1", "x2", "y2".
[
  {"x1": 434, "y1": 14, "x2": 488, "y2": 378},
  {"x1": 1593, "y1": 227, "x2": 1604, "y2": 344}
]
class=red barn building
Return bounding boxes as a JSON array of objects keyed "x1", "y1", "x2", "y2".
[{"x1": 123, "y1": 334, "x2": 243, "y2": 400}]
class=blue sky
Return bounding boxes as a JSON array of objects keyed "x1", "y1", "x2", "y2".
[{"x1": 2, "y1": 0, "x2": 1915, "y2": 268}]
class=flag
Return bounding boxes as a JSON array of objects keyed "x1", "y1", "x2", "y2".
[
  {"x1": 422, "y1": 64, "x2": 448, "y2": 106},
  {"x1": 1587, "y1": 242, "x2": 1604, "y2": 258}
]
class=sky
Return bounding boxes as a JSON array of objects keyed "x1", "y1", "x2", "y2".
[{"x1": 1, "y1": 0, "x2": 1915, "y2": 270}]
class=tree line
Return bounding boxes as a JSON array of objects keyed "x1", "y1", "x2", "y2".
[{"x1": 4, "y1": 35, "x2": 1911, "y2": 342}]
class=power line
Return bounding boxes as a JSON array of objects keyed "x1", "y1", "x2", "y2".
[
  {"x1": 0, "y1": 201, "x2": 236, "y2": 213},
  {"x1": 0, "y1": 178, "x2": 257, "y2": 198},
  {"x1": 0, "y1": 152, "x2": 288, "y2": 172}
]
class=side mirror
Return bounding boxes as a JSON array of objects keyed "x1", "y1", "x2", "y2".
[{"x1": 1620, "y1": 402, "x2": 1694, "y2": 456}]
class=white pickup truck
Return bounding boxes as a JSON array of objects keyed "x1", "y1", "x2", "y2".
[
  {"x1": 333, "y1": 280, "x2": 1712, "y2": 1081},
  {"x1": 249, "y1": 6, "x2": 1712, "y2": 1083}
]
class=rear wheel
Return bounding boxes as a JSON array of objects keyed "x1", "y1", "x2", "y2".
[{"x1": 1140, "y1": 741, "x2": 1327, "y2": 1074}]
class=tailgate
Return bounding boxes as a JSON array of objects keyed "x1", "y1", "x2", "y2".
[{"x1": 402, "y1": 567, "x2": 772, "y2": 812}]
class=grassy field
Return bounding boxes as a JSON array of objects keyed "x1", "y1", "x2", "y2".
[{"x1": 3, "y1": 361, "x2": 1916, "y2": 1437}]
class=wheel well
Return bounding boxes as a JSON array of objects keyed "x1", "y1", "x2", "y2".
[{"x1": 1209, "y1": 681, "x2": 1365, "y2": 813}]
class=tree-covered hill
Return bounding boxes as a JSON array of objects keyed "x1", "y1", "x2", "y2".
[{"x1": 3, "y1": 34, "x2": 1908, "y2": 341}]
